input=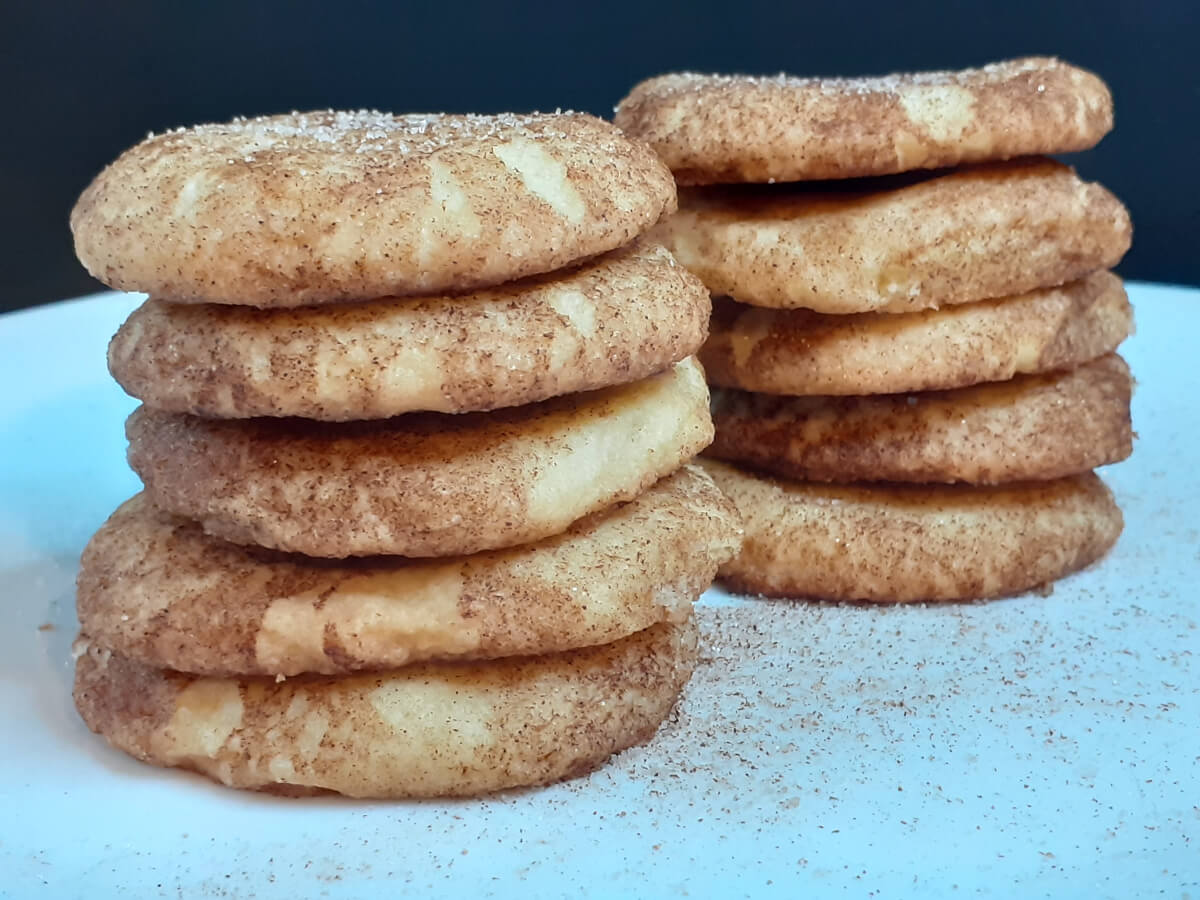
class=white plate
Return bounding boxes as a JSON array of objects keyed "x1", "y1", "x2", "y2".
[{"x1": 1, "y1": 285, "x2": 1196, "y2": 899}]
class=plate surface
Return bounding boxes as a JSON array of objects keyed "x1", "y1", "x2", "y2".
[{"x1": 1, "y1": 285, "x2": 1196, "y2": 899}]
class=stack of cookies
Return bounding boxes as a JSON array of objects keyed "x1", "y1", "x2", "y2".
[
  {"x1": 617, "y1": 58, "x2": 1133, "y2": 602},
  {"x1": 68, "y1": 110, "x2": 741, "y2": 797}
]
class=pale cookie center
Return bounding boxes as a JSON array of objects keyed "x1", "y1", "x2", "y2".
[
  {"x1": 160, "y1": 680, "x2": 244, "y2": 759},
  {"x1": 898, "y1": 85, "x2": 978, "y2": 143},
  {"x1": 524, "y1": 360, "x2": 706, "y2": 522},
  {"x1": 173, "y1": 171, "x2": 218, "y2": 221},
  {"x1": 548, "y1": 287, "x2": 597, "y2": 337},
  {"x1": 428, "y1": 159, "x2": 483, "y2": 237},
  {"x1": 254, "y1": 564, "x2": 472, "y2": 674},
  {"x1": 370, "y1": 680, "x2": 497, "y2": 747},
  {"x1": 412, "y1": 159, "x2": 485, "y2": 274},
  {"x1": 729, "y1": 306, "x2": 775, "y2": 370},
  {"x1": 493, "y1": 138, "x2": 587, "y2": 224}
]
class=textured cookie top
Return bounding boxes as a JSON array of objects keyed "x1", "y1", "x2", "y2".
[
  {"x1": 708, "y1": 354, "x2": 1133, "y2": 485},
  {"x1": 109, "y1": 240, "x2": 709, "y2": 420},
  {"x1": 702, "y1": 272, "x2": 1132, "y2": 396},
  {"x1": 615, "y1": 57, "x2": 1113, "y2": 184},
  {"x1": 73, "y1": 617, "x2": 697, "y2": 799},
  {"x1": 702, "y1": 460, "x2": 1123, "y2": 603},
  {"x1": 71, "y1": 110, "x2": 677, "y2": 306},
  {"x1": 126, "y1": 357, "x2": 713, "y2": 558},
  {"x1": 76, "y1": 467, "x2": 740, "y2": 677},
  {"x1": 655, "y1": 159, "x2": 1131, "y2": 313}
]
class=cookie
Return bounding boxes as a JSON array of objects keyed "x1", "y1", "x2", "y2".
[
  {"x1": 108, "y1": 241, "x2": 709, "y2": 420},
  {"x1": 701, "y1": 460, "x2": 1123, "y2": 603},
  {"x1": 71, "y1": 111, "x2": 676, "y2": 306},
  {"x1": 126, "y1": 357, "x2": 713, "y2": 558},
  {"x1": 615, "y1": 57, "x2": 1112, "y2": 185},
  {"x1": 653, "y1": 159, "x2": 1131, "y2": 313},
  {"x1": 77, "y1": 467, "x2": 740, "y2": 677},
  {"x1": 73, "y1": 617, "x2": 697, "y2": 798},
  {"x1": 702, "y1": 272, "x2": 1131, "y2": 396},
  {"x1": 708, "y1": 354, "x2": 1132, "y2": 485}
]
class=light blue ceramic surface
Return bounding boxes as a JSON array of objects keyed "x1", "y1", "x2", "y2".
[{"x1": 1, "y1": 286, "x2": 1195, "y2": 899}]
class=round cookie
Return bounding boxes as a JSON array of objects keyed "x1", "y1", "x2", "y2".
[
  {"x1": 615, "y1": 57, "x2": 1112, "y2": 185},
  {"x1": 108, "y1": 241, "x2": 709, "y2": 420},
  {"x1": 126, "y1": 357, "x2": 713, "y2": 558},
  {"x1": 708, "y1": 354, "x2": 1132, "y2": 485},
  {"x1": 653, "y1": 159, "x2": 1131, "y2": 314},
  {"x1": 702, "y1": 272, "x2": 1131, "y2": 396},
  {"x1": 73, "y1": 617, "x2": 697, "y2": 799},
  {"x1": 701, "y1": 460, "x2": 1123, "y2": 603},
  {"x1": 71, "y1": 110, "x2": 676, "y2": 306},
  {"x1": 77, "y1": 467, "x2": 740, "y2": 677}
]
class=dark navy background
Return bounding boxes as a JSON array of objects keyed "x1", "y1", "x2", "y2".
[{"x1": 4, "y1": 0, "x2": 1196, "y2": 311}]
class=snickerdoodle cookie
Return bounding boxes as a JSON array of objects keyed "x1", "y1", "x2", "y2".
[
  {"x1": 109, "y1": 241, "x2": 709, "y2": 419},
  {"x1": 126, "y1": 358, "x2": 712, "y2": 558},
  {"x1": 707, "y1": 354, "x2": 1132, "y2": 484},
  {"x1": 73, "y1": 111, "x2": 676, "y2": 306},
  {"x1": 701, "y1": 272, "x2": 1131, "y2": 396},
  {"x1": 77, "y1": 467, "x2": 739, "y2": 676},
  {"x1": 702, "y1": 460, "x2": 1122, "y2": 603},
  {"x1": 73, "y1": 617, "x2": 698, "y2": 798},
  {"x1": 616, "y1": 57, "x2": 1111, "y2": 184},
  {"x1": 652, "y1": 159, "x2": 1130, "y2": 313}
]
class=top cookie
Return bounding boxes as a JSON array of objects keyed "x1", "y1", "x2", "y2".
[
  {"x1": 615, "y1": 57, "x2": 1112, "y2": 184},
  {"x1": 71, "y1": 111, "x2": 676, "y2": 306}
]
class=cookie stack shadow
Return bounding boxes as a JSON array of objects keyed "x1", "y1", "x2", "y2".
[
  {"x1": 617, "y1": 57, "x2": 1134, "y2": 602},
  {"x1": 68, "y1": 110, "x2": 741, "y2": 797}
]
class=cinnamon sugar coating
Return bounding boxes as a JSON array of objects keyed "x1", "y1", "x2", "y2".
[
  {"x1": 109, "y1": 241, "x2": 708, "y2": 419},
  {"x1": 616, "y1": 57, "x2": 1112, "y2": 184},
  {"x1": 125, "y1": 358, "x2": 713, "y2": 558},
  {"x1": 76, "y1": 467, "x2": 740, "y2": 677},
  {"x1": 701, "y1": 272, "x2": 1131, "y2": 396},
  {"x1": 72, "y1": 111, "x2": 676, "y2": 306},
  {"x1": 707, "y1": 354, "x2": 1132, "y2": 485},
  {"x1": 702, "y1": 460, "x2": 1123, "y2": 603},
  {"x1": 652, "y1": 159, "x2": 1131, "y2": 313},
  {"x1": 73, "y1": 617, "x2": 698, "y2": 798}
]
